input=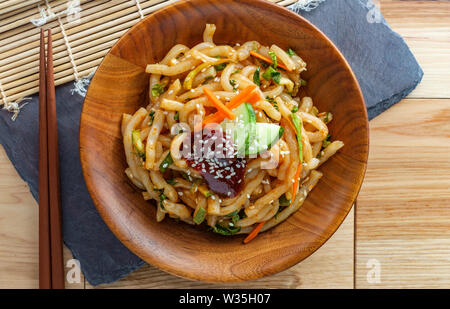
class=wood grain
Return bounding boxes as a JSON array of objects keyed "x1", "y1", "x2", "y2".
[
  {"x1": 0, "y1": 147, "x2": 84, "y2": 289},
  {"x1": 1, "y1": 0, "x2": 448, "y2": 289},
  {"x1": 87, "y1": 209, "x2": 354, "y2": 289},
  {"x1": 355, "y1": 98, "x2": 450, "y2": 288},
  {"x1": 380, "y1": 0, "x2": 450, "y2": 99},
  {"x1": 80, "y1": 0, "x2": 367, "y2": 282}
]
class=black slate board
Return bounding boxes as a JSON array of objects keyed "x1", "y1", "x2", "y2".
[{"x1": 0, "y1": 0, "x2": 422, "y2": 285}]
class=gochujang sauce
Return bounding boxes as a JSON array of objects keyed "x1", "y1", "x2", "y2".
[{"x1": 183, "y1": 129, "x2": 246, "y2": 198}]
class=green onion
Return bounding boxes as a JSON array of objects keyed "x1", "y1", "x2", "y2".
[
  {"x1": 263, "y1": 66, "x2": 276, "y2": 80},
  {"x1": 131, "y1": 130, "x2": 145, "y2": 158},
  {"x1": 166, "y1": 179, "x2": 178, "y2": 185},
  {"x1": 253, "y1": 67, "x2": 261, "y2": 86},
  {"x1": 226, "y1": 210, "x2": 240, "y2": 224},
  {"x1": 271, "y1": 71, "x2": 281, "y2": 84},
  {"x1": 300, "y1": 79, "x2": 307, "y2": 86},
  {"x1": 266, "y1": 96, "x2": 279, "y2": 111},
  {"x1": 193, "y1": 208, "x2": 207, "y2": 225},
  {"x1": 198, "y1": 184, "x2": 213, "y2": 198},
  {"x1": 324, "y1": 112, "x2": 331, "y2": 123},
  {"x1": 212, "y1": 224, "x2": 241, "y2": 236},
  {"x1": 202, "y1": 76, "x2": 214, "y2": 84},
  {"x1": 174, "y1": 112, "x2": 179, "y2": 121},
  {"x1": 290, "y1": 113, "x2": 303, "y2": 163},
  {"x1": 230, "y1": 79, "x2": 238, "y2": 91},
  {"x1": 214, "y1": 62, "x2": 227, "y2": 71},
  {"x1": 279, "y1": 194, "x2": 291, "y2": 206},
  {"x1": 151, "y1": 84, "x2": 165, "y2": 97},
  {"x1": 148, "y1": 111, "x2": 155, "y2": 126},
  {"x1": 232, "y1": 69, "x2": 242, "y2": 75},
  {"x1": 159, "y1": 153, "x2": 173, "y2": 173},
  {"x1": 291, "y1": 105, "x2": 299, "y2": 113},
  {"x1": 287, "y1": 48, "x2": 296, "y2": 57},
  {"x1": 268, "y1": 51, "x2": 277, "y2": 69},
  {"x1": 322, "y1": 134, "x2": 332, "y2": 148},
  {"x1": 262, "y1": 66, "x2": 281, "y2": 84}
]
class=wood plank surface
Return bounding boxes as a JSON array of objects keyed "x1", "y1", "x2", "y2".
[
  {"x1": 379, "y1": 0, "x2": 450, "y2": 99},
  {"x1": 353, "y1": 0, "x2": 450, "y2": 289},
  {"x1": 0, "y1": 0, "x2": 449, "y2": 289},
  {"x1": 355, "y1": 98, "x2": 450, "y2": 288},
  {"x1": 87, "y1": 209, "x2": 354, "y2": 289},
  {"x1": 0, "y1": 147, "x2": 85, "y2": 289}
]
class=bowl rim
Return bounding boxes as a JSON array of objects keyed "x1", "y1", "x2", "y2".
[{"x1": 79, "y1": 0, "x2": 369, "y2": 282}]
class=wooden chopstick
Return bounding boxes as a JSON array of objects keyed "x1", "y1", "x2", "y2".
[
  {"x1": 46, "y1": 29, "x2": 65, "y2": 290},
  {"x1": 38, "y1": 29, "x2": 65, "y2": 289},
  {"x1": 38, "y1": 28, "x2": 51, "y2": 290}
]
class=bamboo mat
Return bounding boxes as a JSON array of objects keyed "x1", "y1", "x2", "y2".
[{"x1": 0, "y1": 0, "x2": 298, "y2": 117}]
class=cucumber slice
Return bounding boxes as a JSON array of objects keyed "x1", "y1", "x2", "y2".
[
  {"x1": 246, "y1": 123, "x2": 284, "y2": 156},
  {"x1": 220, "y1": 103, "x2": 283, "y2": 156},
  {"x1": 221, "y1": 103, "x2": 256, "y2": 156}
]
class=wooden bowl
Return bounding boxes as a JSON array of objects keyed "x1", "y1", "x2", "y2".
[{"x1": 80, "y1": 0, "x2": 369, "y2": 282}]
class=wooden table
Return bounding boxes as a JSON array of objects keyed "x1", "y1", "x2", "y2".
[{"x1": 0, "y1": 0, "x2": 448, "y2": 289}]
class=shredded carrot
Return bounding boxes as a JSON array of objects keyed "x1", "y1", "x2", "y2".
[
  {"x1": 249, "y1": 50, "x2": 292, "y2": 72},
  {"x1": 226, "y1": 84, "x2": 257, "y2": 109},
  {"x1": 202, "y1": 113, "x2": 224, "y2": 126},
  {"x1": 243, "y1": 222, "x2": 265, "y2": 244},
  {"x1": 201, "y1": 85, "x2": 259, "y2": 127},
  {"x1": 243, "y1": 91, "x2": 264, "y2": 106},
  {"x1": 290, "y1": 163, "x2": 302, "y2": 206},
  {"x1": 203, "y1": 88, "x2": 235, "y2": 120}
]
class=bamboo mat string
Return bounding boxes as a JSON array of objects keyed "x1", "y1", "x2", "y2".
[
  {"x1": 292, "y1": 0, "x2": 326, "y2": 11},
  {"x1": 135, "y1": 0, "x2": 145, "y2": 20}
]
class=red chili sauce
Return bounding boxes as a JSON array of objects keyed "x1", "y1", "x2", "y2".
[{"x1": 183, "y1": 129, "x2": 246, "y2": 198}]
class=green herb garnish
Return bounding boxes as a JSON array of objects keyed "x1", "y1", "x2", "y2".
[
  {"x1": 202, "y1": 76, "x2": 214, "y2": 84},
  {"x1": 226, "y1": 210, "x2": 240, "y2": 224},
  {"x1": 291, "y1": 105, "x2": 299, "y2": 113},
  {"x1": 159, "y1": 153, "x2": 174, "y2": 173},
  {"x1": 300, "y1": 79, "x2": 307, "y2": 86},
  {"x1": 322, "y1": 134, "x2": 332, "y2": 148},
  {"x1": 149, "y1": 111, "x2": 155, "y2": 126},
  {"x1": 232, "y1": 69, "x2": 242, "y2": 75},
  {"x1": 131, "y1": 130, "x2": 145, "y2": 159},
  {"x1": 214, "y1": 62, "x2": 227, "y2": 71},
  {"x1": 279, "y1": 194, "x2": 291, "y2": 206},
  {"x1": 166, "y1": 178, "x2": 178, "y2": 186},
  {"x1": 174, "y1": 112, "x2": 179, "y2": 121},
  {"x1": 230, "y1": 79, "x2": 238, "y2": 92},
  {"x1": 268, "y1": 51, "x2": 277, "y2": 69},
  {"x1": 262, "y1": 66, "x2": 281, "y2": 84},
  {"x1": 151, "y1": 84, "x2": 165, "y2": 97},
  {"x1": 212, "y1": 224, "x2": 241, "y2": 236},
  {"x1": 253, "y1": 66, "x2": 261, "y2": 86},
  {"x1": 287, "y1": 48, "x2": 296, "y2": 57},
  {"x1": 290, "y1": 113, "x2": 304, "y2": 163},
  {"x1": 193, "y1": 208, "x2": 207, "y2": 225},
  {"x1": 266, "y1": 96, "x2": 279, "y2": 111}
]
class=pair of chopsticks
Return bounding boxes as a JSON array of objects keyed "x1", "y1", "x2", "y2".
[{"x1": 39, "y1": 28, "x2": 65, "y2": 289}]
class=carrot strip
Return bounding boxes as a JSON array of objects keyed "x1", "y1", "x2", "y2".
[
  {"x1": 243, "y1": 222, "x2": 265, "y2": 244},
  {"x1": 227, "y1": 84, "x2": 257, "y2": 108},
  {"x1": 201, "y1": 85, "x2": 259, "y2": 126},
  {"x1": 249, "y1": 50, "x2": 292, "y2": 72},
  {"x1": 290, "y1": 163, "x2": 302, "y2": 206},
  {"x1": 202, "y1": 113, "x2": 224, "y2": 126},
  {"x1": 204, "y1": 88, "x2": 235, "y2": 120},
  {"x1": 244, "y1": 91, "x2": 264, "y2": 106}
]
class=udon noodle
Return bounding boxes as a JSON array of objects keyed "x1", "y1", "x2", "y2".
[{"x1": 122, "y1": 24, "x2": 344, "y2": 242}]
